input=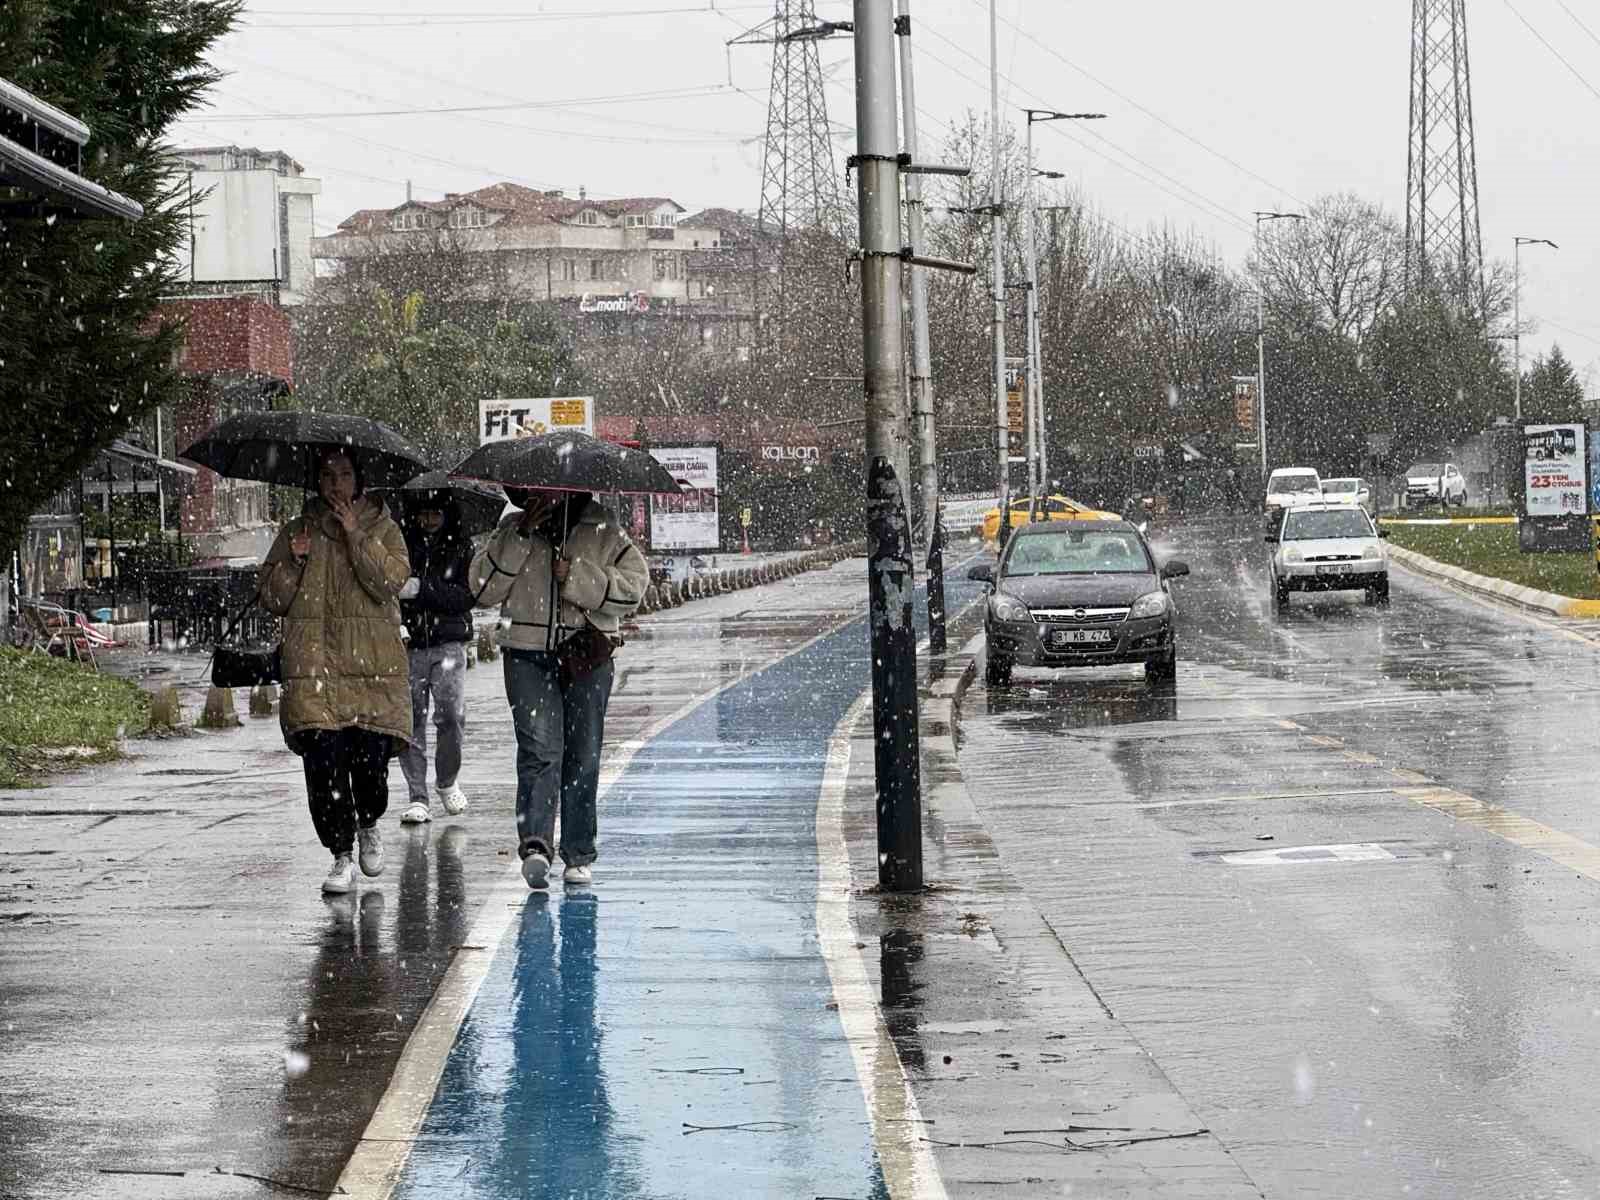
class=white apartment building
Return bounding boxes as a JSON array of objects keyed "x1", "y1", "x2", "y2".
[{"x1": 311, "y1": 182, "x2": 745, "y2": 316}]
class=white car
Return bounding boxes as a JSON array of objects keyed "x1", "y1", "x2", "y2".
[
  {"x1": 1403, "y1": 462, "x2": 1468, "y2": 508},
  {"x1": 1264, "y1": 467, "x2": 1323, "y2": 521},
  {"x1": 1321, "y1": 476, "x2": 1373, "y2": 514},
  {"x1": 1268, "y1": 501, "x2": 1389, "y2": 609}
]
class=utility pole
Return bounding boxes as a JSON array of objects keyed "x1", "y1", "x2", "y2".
[
  {"x1": 854, "y1": 0, "x2": 920, "y2": 892},
  {"x1": 988, "y1": 0, "x2": 1009, "y2": 547},
  {"x1": 1023, "y1": 110, "x2": 1103, "y2": 505},
  {"x1": 1252, "y1": 210, "x2": 1304, "y2": 480},
  {"x1": 1513, "y1": 236, "x2": 1558, "y2": 420},
  {"x1": 895, "y1": 0, "x2": 945, "y2": 652}
]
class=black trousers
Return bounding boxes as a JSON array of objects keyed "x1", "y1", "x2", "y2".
[{"x1": 297, "y1": 728, "x2": 392, "y2": 855}]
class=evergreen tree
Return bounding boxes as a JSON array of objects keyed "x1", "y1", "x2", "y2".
[
  {"x1": 0, "y1": 0, "x2": 239, "y2": 564},
  {"x1": 1521, "y1": 344, "x2": 1586, "y2": 425}
]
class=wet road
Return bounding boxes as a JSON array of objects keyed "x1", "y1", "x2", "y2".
[{"x1": 959, "y1": 514, "x2": 1600, "y2": 1197}]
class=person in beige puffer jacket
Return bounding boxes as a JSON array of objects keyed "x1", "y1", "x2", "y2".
[
  {"x1": 470, "y1": 487, "x2": 648, "y2": 891},
  {"x1": 260, "y1": 449, "x2": 412, "y2": 895}
]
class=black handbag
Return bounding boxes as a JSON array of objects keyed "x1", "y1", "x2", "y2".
[
  {"x1": 212, "y1": 644, "x2": 283, "y2": 689},
  {"x1": 209, "y1": 591, "x2": 283, "y2": 688},
  {"x1": 556, "y1": 623, "x2": 617, "y2": 687}
]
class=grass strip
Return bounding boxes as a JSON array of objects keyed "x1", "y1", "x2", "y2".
[
  {"x1": 0, "y1": 648, "x2": 150, "y2": 788},
  {"x1": 1384, "y1": 522, "x2": 1600, "y2": 601}
]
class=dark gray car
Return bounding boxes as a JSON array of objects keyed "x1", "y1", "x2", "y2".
[{"x1": 967, "y1": 519, "x2": 1190, "y2": 687}]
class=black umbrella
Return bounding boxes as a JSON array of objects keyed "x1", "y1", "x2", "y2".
[
  {"x1": 450, "y1": 431, "x2": 684, "y2": 496},
  {"x1": 179, "y1": 411, "x2": 430, "y2": 491},
  {"x1": 382, "y1": 470, "x2": 507, "y2": 537}
]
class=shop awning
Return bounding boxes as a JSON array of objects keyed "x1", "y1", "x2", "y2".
[{"x1": 0, "y1": 75, "x2": 143, "y2": 222}]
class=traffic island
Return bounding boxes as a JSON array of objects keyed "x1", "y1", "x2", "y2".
[{"x1": 1383, "y1": 520, "x2": 1600, "y2": 617}]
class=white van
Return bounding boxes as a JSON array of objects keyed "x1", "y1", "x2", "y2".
[{"x1": 1264, "y1": 467, "x2": 1323, "y2": 520}]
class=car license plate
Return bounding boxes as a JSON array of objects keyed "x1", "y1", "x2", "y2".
[
  {"x1": 1051, "y1": 628, "x2": 1112, "y2": 646},
  {"x1": 1315, "y1": 564, "x2": 1346, "y2": 576}
]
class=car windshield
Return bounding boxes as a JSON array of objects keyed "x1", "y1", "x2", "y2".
[
  {"x1": 1270, "y1": 474, "x2": 1320, "y2": 494},
  {"x1": 1282, "y1": 509, "x2": 1374, "y2": 540},
  {"x1": 1002, "y1": 529, "x2": 1151, "y2": 575},
  {"x1": 1408, "y1": 463, "x2": 1443, "y2": 475},
  {"x1": 1322, "y1": 480, "x2": 1357, "y2": 493}
]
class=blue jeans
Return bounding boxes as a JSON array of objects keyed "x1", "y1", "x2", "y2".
[{"x1": 502, "y1": 650, "x2": 613, "y2": 867}]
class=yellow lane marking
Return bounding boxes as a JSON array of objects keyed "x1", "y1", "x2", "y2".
[
  {"x1": 1276, "y1": 718, "x2": 1600, "y2": 882},
  {"x1": 1396, "y1": 786, "x2": 1600, "y2": 883}
]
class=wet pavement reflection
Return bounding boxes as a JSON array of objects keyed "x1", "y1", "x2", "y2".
[{"x1": 958, "y1": 515, "x2": 1600, "y2": 1197}]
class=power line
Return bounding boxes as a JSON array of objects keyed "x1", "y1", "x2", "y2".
[
  {"x1": 243, "y1": 4, "x2": 774, "y2": 29},
  {"x1": 969, "y1": 0, "x2": 1307, "y2": 211},
  {"x1": 1554, "y1": 0, "x2": 1600, "y2": 51},
  {"x1": 912, "y1": 25, "x2": 1254, "y2": 236},
  {"x1": 189, "y1": 83, "x2": 743, "y2": 122},
  {"x1": 1502, "y1": 0, "x2": 1600, "y2": 105}
]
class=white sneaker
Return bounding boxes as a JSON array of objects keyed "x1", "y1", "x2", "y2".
[
  {"x1": 437, "y1": 784, "x2": 468, "y2": 816},
  {"x1": 322, "y1": 854, "x2": 355, "y2": 894},
  {"x1": 357, "y1": 824, "x2": 384, "y2": 877},
  {"x1": 399, "y1": 801, "x2": 431, "y2": 825},
  {"x1": 520, "y1": 850, "x2": 550, "y2": 891},
  {"x1": 562, "y1": 864, "x2": 593, "y2": 887}
]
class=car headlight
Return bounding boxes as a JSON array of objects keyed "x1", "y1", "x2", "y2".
[
  {"x1": 1363, "y1": 544, "x2": 1383, "y2": 560},
  {"x1": 1128, "y1": 591, "x2": 1170, "y2": 620},
  {"x1": 1282, "y1": 547, "x2": 1303, "y2": 563},
  {"x1": 991, "y1": 593, "x2": 1031, "y2": 622}
]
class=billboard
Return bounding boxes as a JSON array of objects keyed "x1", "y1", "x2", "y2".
[
  {"x1": 1523, "y1": 423, "x2": 1587, "y2": 517},
  {"x1": 479, "y1": 397, "x2": 595, "y2": 445},
  {"x1": 1232, "y1": 376, "x2": 1258, "y2": 433},
  {"x1": 180, "y1": 170, "x2": 283, "y2": 283},
  {"x1": 648, "y1": 445, "x2": 719, "y2": 552}
]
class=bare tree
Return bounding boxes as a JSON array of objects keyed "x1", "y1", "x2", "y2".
[{"x1": 1252, "y1": 193, "x2": 1404, "y2": 343}]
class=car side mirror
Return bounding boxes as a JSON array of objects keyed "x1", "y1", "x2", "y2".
[
  {"x1": 1161, "y1": 561, "x2": 1191, "y2": 580},
  {"x1": 1264, "y1": 534, "x2": 1278, "y2": 544},
  {"x1": 1379, "y1": 529, "x2": 1390, "y2": 540},
  {"x1": 967, "y1": 563, "x2": 996, "y2": 584}
]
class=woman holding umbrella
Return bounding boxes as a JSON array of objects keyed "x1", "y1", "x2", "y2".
[
  {"x1": 458, "y1": 433, "x2": 658, "y2": 891},
  {"x1": 260, "y1": 448, "x2": 414, "y2": 893}
]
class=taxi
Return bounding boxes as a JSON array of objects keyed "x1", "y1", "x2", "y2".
[{"x1": 980, "y1": 494, "x2": 1120, "y2": 544}]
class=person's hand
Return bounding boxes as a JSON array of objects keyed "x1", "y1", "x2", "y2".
[
  {"x1": 552, "y1": 556, "x2": 571, "y2": 583},
  {"x1": 330, "y1": 497, "x2": 360, "y2": 535},
  {"x1": 516, "y1": 493, "x2": 556, "y2": 534},
  {"x1": 290, "y1": 528, "x2": 312, "y2": 560},
  {"x1": 398, "y1": 577, "x2": 421, "y2": 600}
]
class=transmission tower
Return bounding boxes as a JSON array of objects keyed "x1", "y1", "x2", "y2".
[
  {"x1": 729, "y1": 1, "x2": 846, "y2": 239},
  {"x1": 1405, "y1": 0, "x2": 1484, "y2": 306}
]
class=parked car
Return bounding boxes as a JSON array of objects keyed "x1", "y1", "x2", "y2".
[
  {"x1": 1402, "y1": 462, "x2": 1468, "y2": 508},
  {"x1": 1320, "y1": 476, "x2": 1373, "y2": 514},
  {"x1": 1263, "y1": 467, "x2": 1323, "y2": 521},
  {"x1": 967, "y1": 518, "x2": 1190, "y2": 687},
  {"x1": 980, "y1": 493, "x2": 1119, "y2": 543},
  {"x1": 1267, "y1": 501, "x2": 1389, "y2": 609}
]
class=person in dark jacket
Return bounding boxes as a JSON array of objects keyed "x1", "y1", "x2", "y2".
[{"x1": 396, "y1": 491, "x2": 476, "y2": 824}]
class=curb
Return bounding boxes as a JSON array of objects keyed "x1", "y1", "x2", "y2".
[{"x1": 1388, "y1": 544, "x2": 1600, "y2": 618}]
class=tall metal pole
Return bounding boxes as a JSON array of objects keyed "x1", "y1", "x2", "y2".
[
  {"x1": 1023, "y1": 119, "x2": 1039, "y2": 505},
  {"x1": 896, "y1": 0, "x2": 945, "y2": 653},
  {"x1": 854, "y1": 0, "x2": 922, "y2": 892},
  {"x1": 1256, "y1": 271, "x2": 1268, "y2": 482},
  {"x1": 1513, "y1": 237, "x2": 1522, "y2": 420},
  {"x1": 989, "y1": 0, "x2": 1010, "y2": 545}
]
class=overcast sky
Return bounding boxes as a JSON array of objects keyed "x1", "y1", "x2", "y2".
[{"x1": 180, "y1": 0, "x2": 1600, "y2": 386}]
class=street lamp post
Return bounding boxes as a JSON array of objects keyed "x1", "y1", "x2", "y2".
[
  {"x1": 1024, "y1": 110, "x2": 1103, "y2": 511},
  {"x1": 1252, "y1": 210, "x2": 1305, "y2": 481},
  {"x1": 1513, "y1": 236, "x2": 1559, "y2": 420}
]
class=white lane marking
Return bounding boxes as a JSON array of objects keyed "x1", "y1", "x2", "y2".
[
  {"x1": 1220, "y1": 841, "x2": 1397, "y2": 866},
  {"x1": 816, "y1": 693, "x2": 951, "y2": 1200},
  {"x1": 337, "y1": 603, "x2": 876, "y2": 1200}
]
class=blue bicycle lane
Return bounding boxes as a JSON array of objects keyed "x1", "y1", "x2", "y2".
[{"x1": 390, "y1": 565, "x2": 983, "y2": 1200}]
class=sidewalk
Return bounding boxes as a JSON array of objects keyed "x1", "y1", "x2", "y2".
[{"x1": 0, "y1": 553, "x2": 878, "y2": 1200}]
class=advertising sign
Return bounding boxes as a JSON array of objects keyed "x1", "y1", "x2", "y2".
[
  {"x1": 1232, "y1": 376, "x2": 1257, "y2": 433},
  {"x1": 577, "y1": 292, "x2": 651, "y2": 315},
  {"x1": 1523, "y1": 423, "x2": 1587, "y2": 516},
  {"x1": 479, "y1": 397, "x2": 595, "y2": 445},
  {"x1": 648, "y1": 445, "x2": 720, "y2": 552}
]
